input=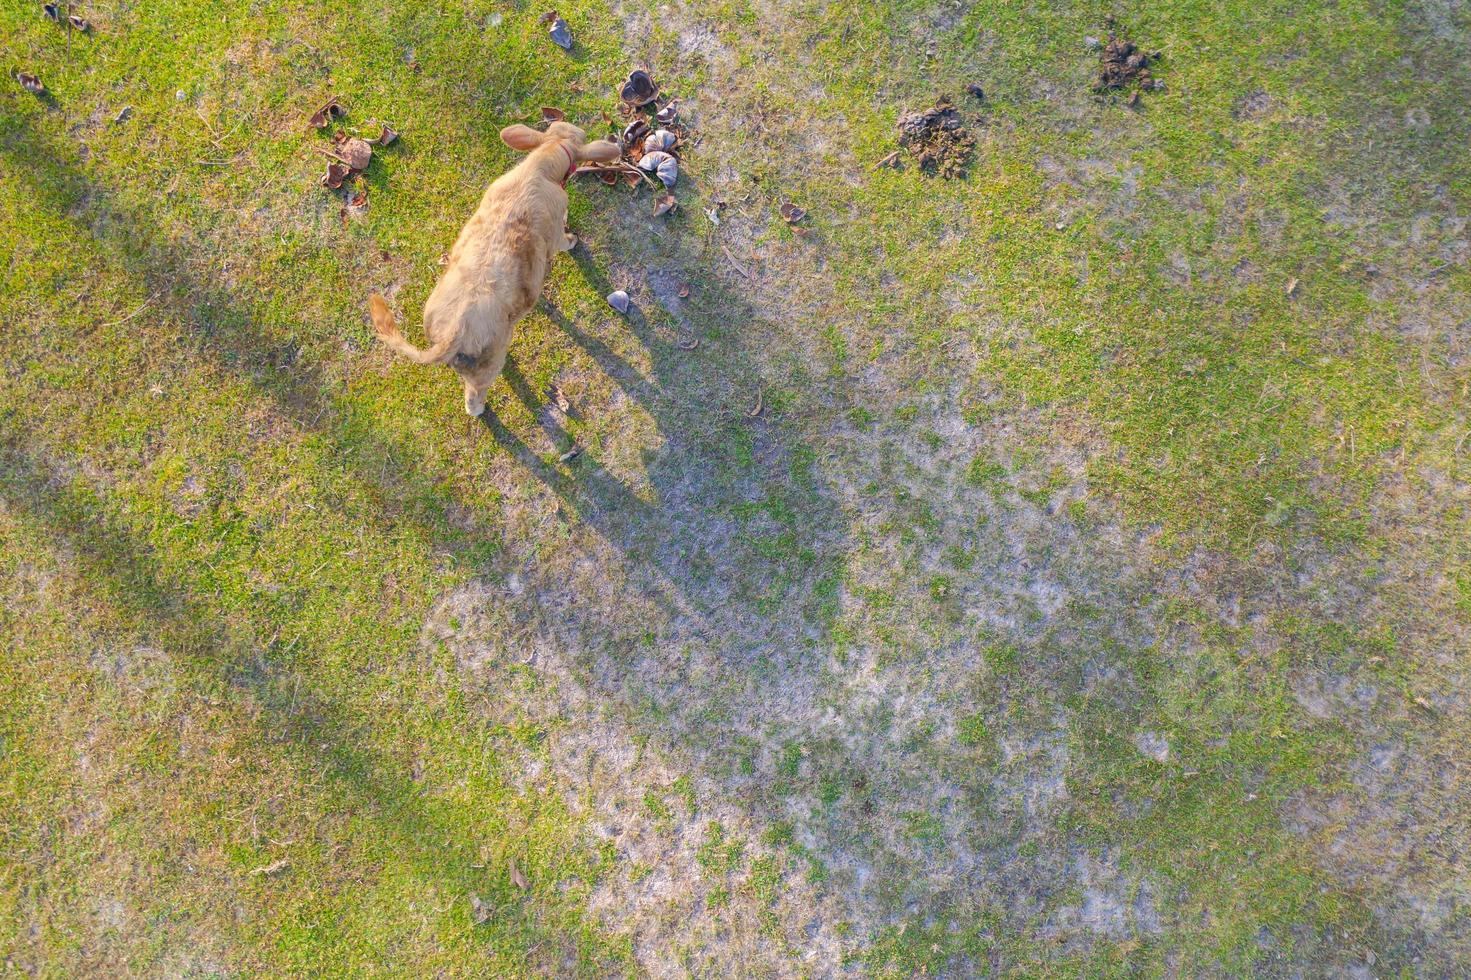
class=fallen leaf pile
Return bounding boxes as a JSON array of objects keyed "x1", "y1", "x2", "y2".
[
  {"x1": 896, "y1": 98, "x2": 975, "y2": 179},
  {"x1": 572, "y1": 68, "x2": 695, "y2": 218},
  {"x1": 308, "y1": 97, "x2": 400, "y2": 210}
]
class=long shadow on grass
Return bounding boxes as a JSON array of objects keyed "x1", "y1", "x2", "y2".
[
  {"x1": 0, "y1": 117, "x2": 839, "y2": 645},
  {"x1": 0, "y1": 435, "x2": 620, "y2": 975},
  {"x1": 2, "y1": 115, "x2": 861, "y2": 953}
]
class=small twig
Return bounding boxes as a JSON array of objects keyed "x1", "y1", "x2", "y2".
[
  {"x1": 310, "y1": 144, "x2": 353, "y2": 165},
  {"x1": 194, "y1": 159, "x2": 232, "y2": 166},
  {"x1": 721, "y1": 244, "x2": 753, "y2": 279},
  {"x1": 572, "y1": 161, "x2": 661, "y2": 190},
  {"x1": 97, "y1": 290, "x2": 160, "y2": 329}
]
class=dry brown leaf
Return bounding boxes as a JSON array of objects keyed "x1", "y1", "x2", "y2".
[
  {"x1": 337, "y1": 137, "x2": 372, "y2": 170},
  {"x1": 321, "y1": 162, "x2": 349, "y2": 189},
  {"x1": 541, "y1": 106, "x2": 565, "y2": 122},
  {"x1": 308, "y1": 97, "x2": 345, "y2": 129},
  {"x1": 16, "y1": 72, "x2": 44, "y2": 95},
  {"x1": 619, "y1": 69, "x2": 658, "y2": 107},
  {"x1": 653, "y1": 194, "x2": 677, "y2": 217},
  {"x1": 509, "y1": 859, "x2": 530, "y2": 889},
  {"x1": 779, "y1": 201, "x2": 806, "y2": 223}
]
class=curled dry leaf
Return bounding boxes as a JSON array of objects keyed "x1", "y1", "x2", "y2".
[
  {"x1": 653, "y1": 194, "x2": 677, "y2": 217},
  {"x1": 113, "y1": 105, "x2": 132, "y2": 123},
  {"x1": 43, "y1": 4, "x2": 59, "y2": 21},
  {"x1": 655, "y1": 103, "x2": 678, "y2": 125},
  {"x1": 321, "y1": 162, "x2": 349, "y2": 189},
  {"x1": 16, "y1": 72, "x2": 44, "y2": 94},
  {"x1": 965, "y1": 82, "x2": 985, "y2": 99},
  {"x1": 874, "y1": 150, "x2": 901, "y2": 169},
  {"x1": 558, "y1": 447, "x2": 582, "y2": 464},
  {"x1": 547, "y1": 385, "x2": 571, "y2": 413},
  {"x1": 623, "y1": 170, "x2": 640, "y2": 189},
  {"x1": 606, "y1": 290, "x2": 631, "y2": 314},
  {"x1": 69, "y1": 14, "x2": 90, "y2": 30},
  {"x1": 309, "y1": 98, "x2": 345, "y2": 128},
  {"x1": 350, "y1": 186, "x2": 369, "y2": 208},
  {"x1": 637, "y1": 150, "x2": 677, "y2": 188},
  {"x1": 620, "y1": 119, "x2": 649, "y2": 149},
  {"x1": 547, "y1": 16, "x2": 572, "y2": 50},
  {"x1": 509, "y1": 859, "x2": 530, "y2": 890},
  {"x1": 541, "y1": 106, "x2": 565, "y2": 122},
  {"x1": 371, "y1": 123, "x2": 399, "y2": 146},
  {"x1": 597, "y1": 169, "x2": 618, "y2": 186},
  {"x1": 619, "y1": 69, "x2": 658, "y2": 107},
  {"x1": 779, "y1": 201, "x2": 806, "y2": 223},
  {"x1": 677, "y1": 283, "x2": 690, "y2": 299},
  {"x1": 643, "y1": 129, "x2": 677, "y2": 153}
]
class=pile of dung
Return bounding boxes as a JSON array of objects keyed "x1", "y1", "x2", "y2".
[
  {"x1": 896, "y1": 98, "x2": 975, "y2": 179},
  {"x1": 1094, "y1": 34, "x2": 1161, "y2": 93}
]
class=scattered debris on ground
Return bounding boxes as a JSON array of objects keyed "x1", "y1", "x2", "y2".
[
  {"x1": 307, "y1": 98, "x2": 400, "y2": 210},
  {"x1": 569, "y1": 69, "x2": 694, "y2": 216},
  {"x1": 15, "y1": 71, "x2": 45, "y2": 95},
  {"x1": 779, "y1": 200, "x2": 810, "y2": 236},
  {"x1": 542, "y1": 11, "x2": 572, "y2": 50},
  {"x1": 1093, "y1": 30, "x2": 1162, "y2": 97},
  {"x1": 896, "y1": 98, "x2": 975, "y2": 179}
]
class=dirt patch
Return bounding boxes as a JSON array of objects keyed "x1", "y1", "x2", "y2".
[{"x1": 897, "y1": 98, "x2": 975, "y2": 178}]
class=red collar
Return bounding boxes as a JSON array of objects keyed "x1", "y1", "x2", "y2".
[{"x1": 559, "y1": 145, "x2": 577, "y2": 187}]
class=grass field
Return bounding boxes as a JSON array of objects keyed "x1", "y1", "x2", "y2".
[{"x1": 2, "y1": 0, "x2": 1468, "y2": 975}]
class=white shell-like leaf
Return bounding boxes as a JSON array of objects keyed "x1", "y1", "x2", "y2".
[
  {"x1": 642, "y1": 129, "x2": 677, "y2": 153},
  {"x1": 638, "y1": 150, "x2": 678, "y2": 189},
  {"x1": 606, "y1": 290, "x2": 630, "y2": 314}
]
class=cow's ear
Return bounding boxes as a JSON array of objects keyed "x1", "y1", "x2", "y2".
[{"x1": 500, "y1": 125, "x2": 544, "y2": 152}]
